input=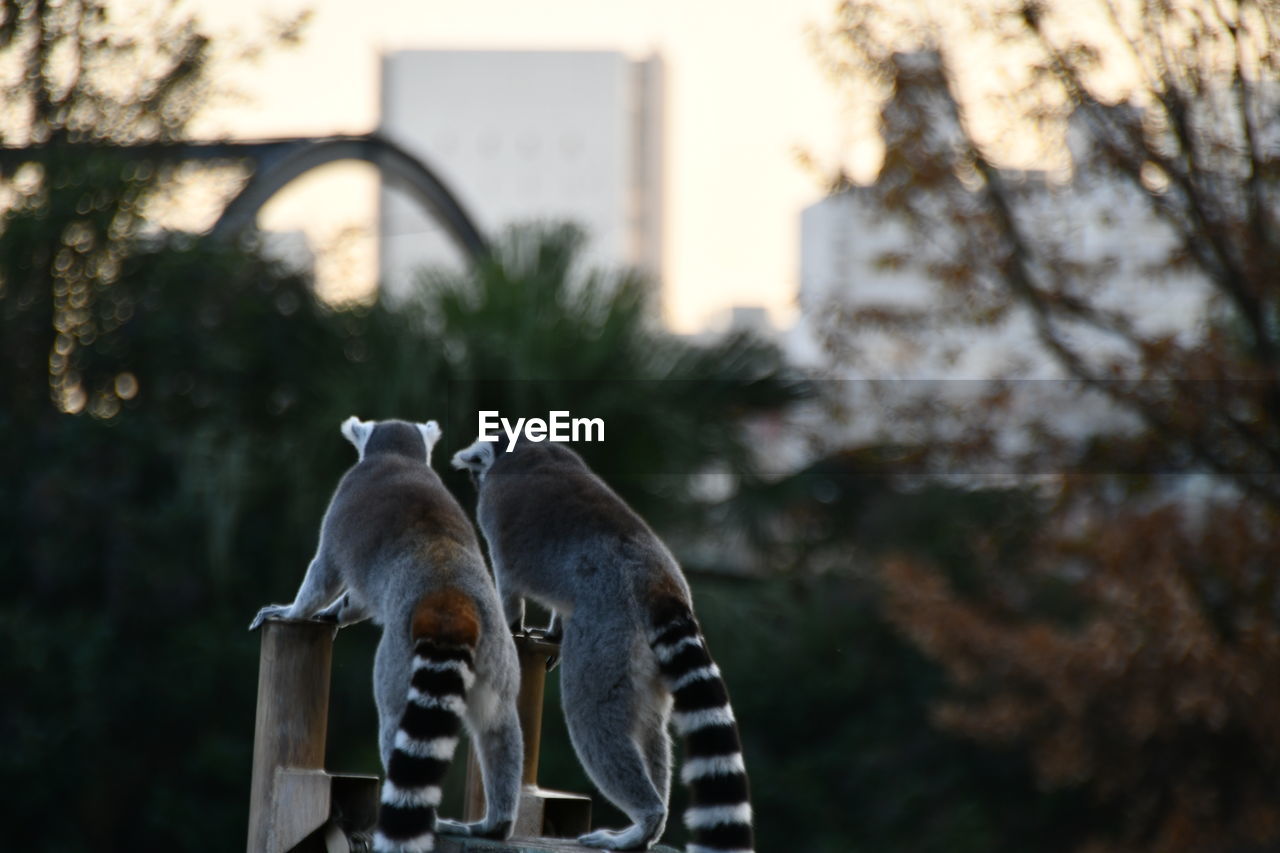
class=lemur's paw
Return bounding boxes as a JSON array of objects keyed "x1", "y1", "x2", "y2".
[
  {"x1": 468, "y1": 819, "x2": 512, "y2": 841},
  {"x1": 578, "y1": 828, "x2": 653, "y2": 850},
  {"x1": 433, "y1": 818, "x2": 471, "y2": 837},
  {"x1": 437, "y1": 817, "x2": 510, "y2": 839},
  {"x1": 248, "y1": 604, "x2": 292, "y2": 631}
]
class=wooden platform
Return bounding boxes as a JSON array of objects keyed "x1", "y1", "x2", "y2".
[{"x1": 436, "y1": 838, "x2": 679, "y2": 853}]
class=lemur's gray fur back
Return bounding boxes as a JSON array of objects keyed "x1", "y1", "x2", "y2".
[
  {"x1": 453, "y1": 438, "x2": 754, "y2": 853},
  {"x1": 252, "y1": 418, "x2": 522, "y2": 853}
]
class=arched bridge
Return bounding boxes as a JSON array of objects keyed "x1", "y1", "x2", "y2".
[{"x1": 0, "y1": 134, "x2": 489, "y2": 262}]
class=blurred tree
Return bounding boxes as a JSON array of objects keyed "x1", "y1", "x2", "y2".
[
  {"x1": 0, "y1": 0, "x2": 306, "y2": 423},
  {"x1": 881, "y1": 495, "x2": 1280, "y2": 853},
  {"x1": 404, "y1": 221, "x2": 805, "y2": 540},
  {"x1": 1, "y1": 0, "x2": 205, "y2": 421},
  {"x1": 808, "y1": 1, "x2": 1280, "y2": 850},
  {"x1": 706, "y1": 446, "x2": 1102, "y2": 853},
  {"x1": 814, "y1": 0, "x2": 1278, "y2": 495},
  {"x1": 0, "y1": 6, "x2": 371, "y2": 850},
  {"x1": 690, "y1": 570, "x2": 1095, "y2": 853},
  {"x1": 0, "y1": 245, "x2": 379, "y2": 851}
]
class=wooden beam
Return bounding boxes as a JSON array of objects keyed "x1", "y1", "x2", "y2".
[{"x1": 247, "y1": 619, "x2": 338, "y2": 853}]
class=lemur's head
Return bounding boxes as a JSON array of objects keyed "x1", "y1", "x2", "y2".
[
  {"x1": 341, "y1": 417, "x2": 442, "y2": 464},
  {"x1": 450, "y1": 435, "x2": 501, "y2": 487}
]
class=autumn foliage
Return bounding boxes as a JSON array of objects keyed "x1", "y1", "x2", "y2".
[{"x1": 881, "y1": 484, "x2": 1280, "y2": 851}]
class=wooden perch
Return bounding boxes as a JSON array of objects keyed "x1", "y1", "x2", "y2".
[
  {"x1": 246, "y1": 619, "x2": 378, "y2": 853},
  {"x1": 247, "y1": 622, "x2": 594, "y2": 851}
]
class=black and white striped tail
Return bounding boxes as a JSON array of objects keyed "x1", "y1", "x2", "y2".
[
  {"x1": 650, "y1": 600, "x2": 754, "y2": 853},
  {"x1": 373, "y1": 641, "x2": 474, "y2": 853}
]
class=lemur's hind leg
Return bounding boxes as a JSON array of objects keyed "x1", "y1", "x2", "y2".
[
  {"x1": 474, "y1": 702, "x2": 522, "y2": 837},
  {"x1": 571, "y1": 728, "x2": 667, "y2": 850},
  {"x1": 561, "y1": 645, "x2": 668, "y2": 850},
  {"x1": 640, "y1": 718, "x2": 673, "y2": 806},
  {"x1": 437, "y1": 699, "x2": 522, "y2": 839},
  {"x1": 372, "y1": 623, "x2": 413, "y2": 768}
]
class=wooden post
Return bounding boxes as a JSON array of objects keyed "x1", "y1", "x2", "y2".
[
  {"x1": 249, "y1": 620, "x2": 587, "y2": 849},
  {"x1": 513, "y1": 633, "x2": 557, "y2": 787},
  {"x1": 247, "y1": 619, "x2": 338, "y2": 853}
]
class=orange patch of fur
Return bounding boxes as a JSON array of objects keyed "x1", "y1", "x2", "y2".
[
  {"x1": 411, "y1": 587, "x2": 480, "y2": 647},
  {"x1": 649, "y1": 571, "x2": 689, "y2": 607}
]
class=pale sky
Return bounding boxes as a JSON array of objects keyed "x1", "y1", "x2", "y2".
[{"x1": 182, "y1": 0, "x2": 858, "y2": 332}]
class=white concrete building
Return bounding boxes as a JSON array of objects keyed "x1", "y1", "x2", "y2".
[
  {"x1": 378, "y1": 50, "x2": 664, "y2": 299},
  {"x1": 788, "y1": 100, "x2": 1222, "y2": 460},
  {"x1": 794, "y1": 171, "x2": 1212, "y2": 380}
]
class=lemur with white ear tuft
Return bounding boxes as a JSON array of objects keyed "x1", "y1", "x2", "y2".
[
  {"x1": 452, "y1": 437, "x2": 754, "y2": 853},
  {"x1": 251, "y1": 418, "x2": 523, "y2": 853}
]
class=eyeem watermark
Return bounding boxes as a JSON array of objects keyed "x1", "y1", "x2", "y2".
[{"x1": 479, "y1": 410, "x2": 605, "y2": 451}]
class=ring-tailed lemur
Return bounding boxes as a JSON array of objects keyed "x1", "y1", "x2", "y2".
[
  {"x1": 251, "y1": 418, "x2": 522, "y2": 853},
  {"x1": 451, "y1": 437, "x2": 754, "y2": 853}
]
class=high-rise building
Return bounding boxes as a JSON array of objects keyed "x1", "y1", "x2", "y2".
[{"x1": 378, "y1": 50, "x2": 664, "y2": 300}]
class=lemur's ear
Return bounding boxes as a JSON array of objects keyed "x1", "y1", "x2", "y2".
[
  {"x1": 341, "y1": 416, "x2": 375, "y2": 457},
  {"x1": 451, "y1": 439, "x2": 493, "y2": 472},
  {"x1": 418, "y1": 420, "x2": 442, "y2": 461}
]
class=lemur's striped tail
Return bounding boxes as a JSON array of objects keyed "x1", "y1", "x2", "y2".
[
  {"x1": 650, "y1": 597, "x2": 755, "y2": 853},
  {"x1": 374, "y1": 591, "x2": 479, "y2": 853}
]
